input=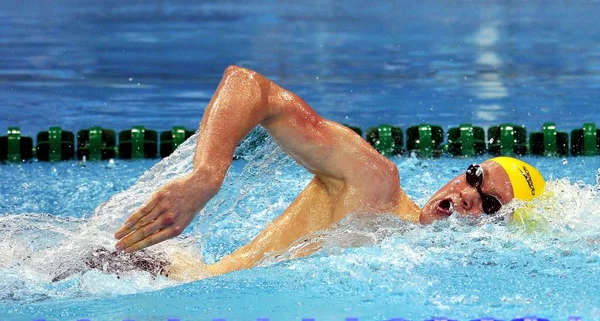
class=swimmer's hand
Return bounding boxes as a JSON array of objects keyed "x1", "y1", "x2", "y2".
[{"x1": 114, "y1": 172, "x2": 218, "y2": 252}]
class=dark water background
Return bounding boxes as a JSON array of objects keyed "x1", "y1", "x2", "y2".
[{"x1": 1, "y1": 0, "x2": 599, "y2": 136}]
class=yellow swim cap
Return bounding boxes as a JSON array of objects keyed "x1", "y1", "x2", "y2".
[
  {"x1": 490, "y1": 157, "x2": 548, "y2": 231},
  {"x1": 490, "y1": 157, "x2": 546, "y2": 201}
]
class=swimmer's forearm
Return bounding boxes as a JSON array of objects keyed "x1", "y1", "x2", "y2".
[{"x1": 114, "y1": 66, "x2": 274, "y2": 251}]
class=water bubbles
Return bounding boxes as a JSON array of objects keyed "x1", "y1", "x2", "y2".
[
  {"x1": 106, "y1": 159, "x2": 116, "y2": 168},
  {"x1": 78, "y1": 156, "x2": 87, "y2": 167},
  {"x1": 562, "y1": 158, "x2": 568, "y2": 165}
]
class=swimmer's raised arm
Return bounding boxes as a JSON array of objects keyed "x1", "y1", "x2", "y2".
[{"x1": 115, "y1": 65, "x2": 419, "y2": 253}]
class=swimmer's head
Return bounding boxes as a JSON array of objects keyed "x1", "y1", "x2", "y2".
[{"x1": 419, "y1": 157, "x2": 545, "y2": 224}]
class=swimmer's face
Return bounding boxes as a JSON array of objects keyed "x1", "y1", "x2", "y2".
[{"x1": 419, "y1": 160, "x2": 514, "y2": 224}]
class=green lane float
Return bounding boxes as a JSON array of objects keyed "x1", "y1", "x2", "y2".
[
  {"x1": 160, "y1": 126, "x2": 195, "y2": 157},
  {"x1": 366, "y1": 124, "x2": 404, "y2": 156},
  {"x1": 36, "y1": 127, "x2": 75, "y2": 161},
  {"x1": 406, "y1": 124, "x2": 444, "y2": 158},
  {"x1": 571, "y1": 123, "x2": 600, "y2": 156},
  {"x1": 529, "y1": 122, "x2": 569, "y2": 156},
  {"x1": 0, "y1": 127, "x2": 34, "y2": 162},
  {"x1": 446, "y1": 124, "x2": 486, "y2": 157},
  {"x1": 77, "y1": 126, "x2": 117, "y2": 160},
  {"x1": 118, "y1": 126, "x2": 158, "y2": 159},
  {"x1": 488, "y1": 123, "x2": 528, "y2": 156},
  {"x1": 6, "y1": 122, "x2": 600, "y2": 163}
]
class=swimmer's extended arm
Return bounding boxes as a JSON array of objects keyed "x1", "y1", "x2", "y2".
[{"x1": 115, "y1": 65, "x2": 416, "y2": 253}]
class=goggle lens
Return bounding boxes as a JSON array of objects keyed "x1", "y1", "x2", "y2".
[{"x1": 465, "y1": 164, "x2": 503, "y2": 215}]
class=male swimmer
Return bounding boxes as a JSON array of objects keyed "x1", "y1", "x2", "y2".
[{"x1": 103, "y1": 66, "x2": 545, "y2": 281}]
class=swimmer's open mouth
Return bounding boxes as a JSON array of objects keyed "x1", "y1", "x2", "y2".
[{"x1": 437, "y1": 199, "x2": 453, "y2": 216}]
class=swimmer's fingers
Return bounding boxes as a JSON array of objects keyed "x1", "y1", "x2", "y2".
[
  {"x1": 114, "y1": 196, "x2": 159, "y2": 239},
  {"x1": 129, "y1": 205, "x2": 164, "y2": 232},
  {"x1": 116, "y1": 211, "x2": 183, "y2": 251},
  {"x1": 115, "y1": 216, "x2": 163, "y2": 251},
  {"x1": 122, "y1": 226, "x2": 181, "y2": 252}
]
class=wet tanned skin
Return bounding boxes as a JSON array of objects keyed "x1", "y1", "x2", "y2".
[
  {"x1": 419, "y1": 160, "x2": 514, "y2": 224},
  {"x1": 113, "y1": 66, "x2": 516, "y2": 280}
]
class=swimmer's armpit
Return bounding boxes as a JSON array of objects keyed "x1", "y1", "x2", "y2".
[{"x1": 51, "y1": 247, "x2": 170, "y2": 282}]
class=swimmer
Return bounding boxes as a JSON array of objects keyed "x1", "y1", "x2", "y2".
[{"x1": 112, "y1": 66, "x2": 545, "y2": 281}]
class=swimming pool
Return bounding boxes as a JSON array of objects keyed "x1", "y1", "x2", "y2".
[{"x1": 2, "y1": 1, "x2": 600, "y2": 320}]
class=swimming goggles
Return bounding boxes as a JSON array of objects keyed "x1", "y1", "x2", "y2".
[{"x1": 465, "y1": 164, "x2": 503, "y2": 215}]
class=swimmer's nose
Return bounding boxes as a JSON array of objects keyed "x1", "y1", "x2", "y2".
[{"x1": 459, "y1": 188, "x2": 479, "y2": 213}]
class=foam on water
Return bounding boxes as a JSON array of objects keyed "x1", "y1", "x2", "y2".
[
  {"x1": 0, "y1": 128, "x2": 302, "y2": 300},
  {"x1": 2, "y1": 130, "x2": 600, "y2": 319}
]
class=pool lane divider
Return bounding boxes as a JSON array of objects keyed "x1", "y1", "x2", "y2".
[
  {"x1": 529, "y1": 122, "x2": 569, "y2": 157},
  {"x1": 366, "y1": 124, "x2": 404, "y2": 156},
  {"x1": 571, "y1": 122, "x2": 600, "y2": 156},
  {"x1": 406, "y1": 124, "x2": 444, "y2": 157},
  {"x1": 487, "y1": 123, "x2": 528, "y2": 156},
  {"x1": 160, "y1": 126, "x2": 195, "y2": 157},
  {"x1": 446, "y1": 124, "x2": 486, "y2": 157},
  {"x1": 36, "y1": 127, "x2": 75, "y2": 161},
  {"x1": 118, "y1": 126, "x2": 158, "y2": 159},
  {"x1": 2, "y1": 123, "x2": 600, "y2": 163},
  {"x1": 77, "y1": 126, "x2": 117, "y2": 160},
  {"x1": 0, "y1": 127, "x2": 33, "y2": 162}
]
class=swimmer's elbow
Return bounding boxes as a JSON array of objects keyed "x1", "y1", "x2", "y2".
[
  {"x1": 223, "y1": 64, "x2": 248, "y2": 75},
  {"x1": 221, "y1": 65, "x2": 269, "y2": 112}
]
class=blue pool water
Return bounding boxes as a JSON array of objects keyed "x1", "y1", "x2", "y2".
[{"x1": 1, "y1": 1, "x2": 600, "y2": 320}]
